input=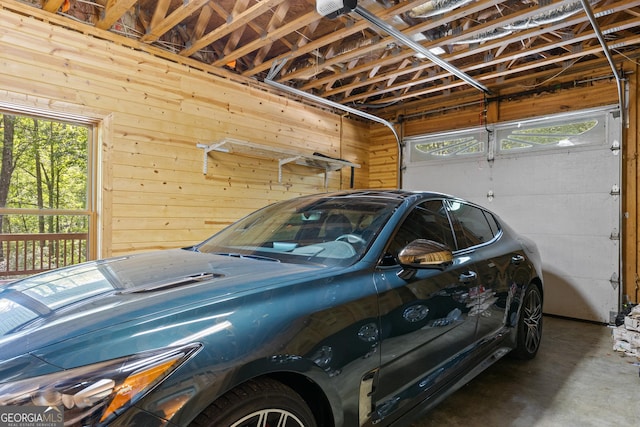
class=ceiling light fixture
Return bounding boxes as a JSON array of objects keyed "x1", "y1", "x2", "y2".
[{"x1": 414, "y1": 47, "x2": 446, "y2": 59}]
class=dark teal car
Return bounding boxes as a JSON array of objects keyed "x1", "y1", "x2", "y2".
[{"x1": 0, "y1": 190, "x2": 543, "y2": 426}]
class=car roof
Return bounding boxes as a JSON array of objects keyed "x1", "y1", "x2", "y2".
[
  {"x1": 311, "y1": 190, "x2": 492, "y2": 215},
  {"x1": 315, "y1": 189, "x2": 452, "y2": 201}
]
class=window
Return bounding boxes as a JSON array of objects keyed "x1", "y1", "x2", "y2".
[
  {"x1": 497, "y1": 114, "x2": 604, "y2": 153},
  {"x1": 407, "y1": 129, "x2": 488, "y2": 163},
  {"x1": 445, "y1": 202, "x2": 498, "y2": 250},
  {"x1": 405, "y1": 108, "x2": 610, "y2": 166},
  {"x1": 485, "y1": 212, "x2": 500, "y2": 237},
  {"x1": 0, "y1": 111, "x2": 95, "y2": 279},
  {"x1": 389, "y1": 200, "x2": 456, "y2": 258}
]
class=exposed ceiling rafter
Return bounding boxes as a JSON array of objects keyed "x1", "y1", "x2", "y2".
[{"x1": 5, "y1": 0, "x2": 639, "y2": 114}]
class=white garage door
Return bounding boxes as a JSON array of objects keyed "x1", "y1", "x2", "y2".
[{"x1": 403, "y1": 107, "x2": 621, "y2": 323}]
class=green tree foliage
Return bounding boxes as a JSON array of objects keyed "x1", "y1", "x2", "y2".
[{"x1": 0, "y1": 113, "x2": 89, "y2": 234}]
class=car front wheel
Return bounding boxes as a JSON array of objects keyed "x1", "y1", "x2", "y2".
[
  {"x1": 512, "y1": 284, "x2": 543, "y2": 360},
  {"x1": 191, "y1": 378, "x2": 317, "y2": 427}
]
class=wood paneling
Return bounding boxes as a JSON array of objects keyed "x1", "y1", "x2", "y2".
[
  {"x1": 0, "y1": 9, "x2": 369, "y2": 258},
  {"x1": 369, "y1": 127, "x2": 399, "y2": 189},
  {"x1": 624, "y1": 64, "x2": 640, "y2": 305}
]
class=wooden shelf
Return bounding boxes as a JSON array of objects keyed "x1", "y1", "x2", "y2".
[{"x1": 197, "y1": 138, "x2": 360, "y2": 187}]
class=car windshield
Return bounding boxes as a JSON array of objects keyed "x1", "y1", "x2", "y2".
[{"x1": 196, "y1": 195, "x2": 400, "y2": 267}]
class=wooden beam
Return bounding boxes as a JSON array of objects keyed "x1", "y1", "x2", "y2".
[
  {"x1": 145, "y1": 0, "x2": 171, "y2": 37},
  {"x1": 252, "y1": 1, "x2": 291, "y2": 66},
  {"x1": 242, "y1": 0, "x2": 424, "y2": 77},
  {"x1": 324, "y1": 13, "x2": 640, "y2": 103},
  {"x1": 179, "y1": 0, "x2": 286, "y2": 57},
  {"x1": 281, "y1": 0, "x2": 511, "y2": 82},
  {"x1": 215, "y1": 10, "x2": 319, "y2": 68},
  {"x1": 222, "y1": 0, "x2": 251, "y2": 55},
  {"x1": 41, "y1": 0, "x2": 65, "y2": 13},
  {"x1": 96, "y1": 0, "x2": 138, "y2": 30},
  {"x1": 294, "y1": 0, "x2": 638, "y2": 100},
  {"x1": 358, "y1": 36, "x2": 640, "y2": 106},
  {"x1": 190, "y1": 3, "x2": 213, "y2": 42},
  {"x1": 385, "y1": 60, "x2": 618, "y2": 120},
  {"x1": 141, "y1": 0, "x2": 210, "y2": 43},
  {"x1": 624, "y1": 62, "x2": 640, "y2": 303}
]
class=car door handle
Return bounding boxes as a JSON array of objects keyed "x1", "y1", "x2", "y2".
[
  {"x1": 511, "y1": 254, "x2": 525, "y2": 265},
  {"x1": 459, "y1": 271, "x2": 477, "y2": 283}
]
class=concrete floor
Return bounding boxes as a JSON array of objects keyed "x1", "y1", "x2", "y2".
[{"x1": 411, "y1": 316, "x2": 640, "y2": 427}]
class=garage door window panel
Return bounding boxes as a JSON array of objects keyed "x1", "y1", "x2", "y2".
[
  {"x1": 497, "y1": 113, "x2": 605, "y2": 154},
  {"x1": 408, "y1": 130, "x2": 488, "y2": 163}
]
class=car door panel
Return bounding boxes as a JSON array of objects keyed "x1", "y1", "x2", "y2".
[
  {"x1": 445, "y1": 202, "x2": 527, "y2": 340},
  {"x1": 369, "y1": 200, "x2": 481, "y2": 425},
  {"x1": 371, "y1": 257, "x2": 480, "y2": 424}
]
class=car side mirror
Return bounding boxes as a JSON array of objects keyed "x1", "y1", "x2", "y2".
[{"x1": 398, "y1": 239, "x2": 453, "y2": 270}]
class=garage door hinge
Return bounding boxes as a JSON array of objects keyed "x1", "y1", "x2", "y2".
[
  {"x1": 610, "y1": 272, "x2": 619, "y2": 289},
  {"x1": 610, "y1": 228, "x2": 620, "y2": 240},
  {"x1": 610, "y1": 140, "x2": 621, "y2": 154},
  {"x1": 610, "y1": 184, "x2": 620, "y2": 196}
]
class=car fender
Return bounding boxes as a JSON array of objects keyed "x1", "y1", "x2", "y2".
[{"x1": 159, "y1": 353, "x2": 346, "y2": 426}]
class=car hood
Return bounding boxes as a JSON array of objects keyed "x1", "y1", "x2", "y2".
[{"x1": 0, "y1": 249, "x2": 321, "y2": 364}]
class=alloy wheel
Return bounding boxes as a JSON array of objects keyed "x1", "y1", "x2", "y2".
[
  {"x1": 522, "y1": 287, "x2": 543, "y2": 354},
  {"x1": 230, "y1": 409, "x2": 307, "y2": 427}
]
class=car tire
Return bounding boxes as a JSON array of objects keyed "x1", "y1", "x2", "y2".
[
  {"x1": 190, "y1": 378, "x2": 317, "y2": 427},
  {"x1": 512, "y1": 284, "x2": 543, "y2": 360}
]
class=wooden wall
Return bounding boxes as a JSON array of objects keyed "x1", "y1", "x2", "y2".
[
  {"x1": 0, "y1": 8, "x2": 370, "y2": 258},
  {"x1": 627, "y1": 63, "x2": 639, "y2": 305},
  {"x1": 369, "y1": 62, "x2": 640, "y2": 304}
]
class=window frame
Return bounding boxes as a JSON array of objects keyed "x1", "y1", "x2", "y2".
[
  {"x1": 0, "y1": 105, "x2": 99, "y2": 276},
  {"x1": 404, "y1": 106, "x2": 616, "y2": 167},
  {"x1": 444, "y1": 200, "x2": 501, "y2": 251}
]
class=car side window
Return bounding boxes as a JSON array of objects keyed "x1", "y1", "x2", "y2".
[
  {"x1": 485, "y1": 212, "x2": 501, "y2": 236},
  {"x1": 388, "y1": 200, "x2": 456, "y2": 259},
  {"x1": 445, "y1": 201, "x2": 497, "y2": 250}
]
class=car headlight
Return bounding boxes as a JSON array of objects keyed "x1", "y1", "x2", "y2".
[{"x1": 0, "y1": 343, "x2": 201, "y2": 426}]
